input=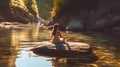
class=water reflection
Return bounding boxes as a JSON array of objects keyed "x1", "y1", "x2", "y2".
[
  {"x1": 51, "y1": 53, "x2": 98, "y2": 67},
  {"x1": 0, "y1": 24, "x2": 120, "y2": 67},
  {"x1": 0, "y1": 24, "x2": 50, "y2": 67},
  {"x1": 10, "y1": 24, "x2": 51, "y2": 67},
  {"x1": 16, "y1": 50, "x2": 52, "y2": 67}
]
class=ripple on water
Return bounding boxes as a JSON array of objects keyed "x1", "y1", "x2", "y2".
[{"x1": 0, "y1": 25, "x2": 120, "y2": 67}]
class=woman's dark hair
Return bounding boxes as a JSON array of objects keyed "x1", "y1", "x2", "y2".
[{"x1": 52, "y1": 23, "x2": 59, "y2": 35}]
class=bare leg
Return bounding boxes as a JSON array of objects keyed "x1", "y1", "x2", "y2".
[{"x1": 60, "y1": 38, "x2": 67, "y2": 43}]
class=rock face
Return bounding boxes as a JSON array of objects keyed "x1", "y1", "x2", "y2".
[
  {"x1": 0, "y1": 0, "x2": 12, "y2": 22},
  {"x1": 49, "y1": 0, "x2": 120, "y2": 32},
  {"x1": 0, "y1": 0, "x2": 39, "y2": 23},
  {"x1": 0, "y1": 0, "x2": 53, "y2": 23}
]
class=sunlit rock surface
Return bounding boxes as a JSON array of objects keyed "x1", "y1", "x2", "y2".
[
  {"x1": 0, "y1": 0, "x2": 39, "y2": 23},
  {"x1": 0, "y1": 0, "x2": 53, "y2": 23},
  {"x1": 30, "y1": 41, "x2": 93, "y2": 58}
]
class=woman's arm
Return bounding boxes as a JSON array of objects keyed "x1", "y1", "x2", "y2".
[{"x1": 51, "y1": 34, "x2": 54, "y2": 39}]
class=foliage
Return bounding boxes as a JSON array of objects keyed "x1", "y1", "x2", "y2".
[
  {"x1": 51, "y1": 0, "x2": 98, "y2": 18},
  {"x1": 24, "y1": 0, "x2": 39, "y2": 18},
  {"x1": 36, "y1": 0, "x2": 53, "y2": 19},
  {"x1": 51, "y1": 0, "x2": 65, "y2": 17},
  {"x1": 10, "y1": 0, "x2": 39, "y2": 18}
]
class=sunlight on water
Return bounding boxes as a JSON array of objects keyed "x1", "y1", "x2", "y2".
[
  {"x1": 10, "y1": 24, "x2": 52, "y2": 67},
  {"x1": 0, "y1": 24, "x2": 120, "y2": 67}
]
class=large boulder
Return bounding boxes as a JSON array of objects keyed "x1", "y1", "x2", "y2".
[{"x1": 30, "y1": 41, "x2": 92, "y2": 58}]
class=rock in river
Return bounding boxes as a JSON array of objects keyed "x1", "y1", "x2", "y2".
[{"x1": 30, "y1": 41, "x2": 93, "y2": 58}]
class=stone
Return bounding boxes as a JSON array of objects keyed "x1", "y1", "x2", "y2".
[{"x1": 30, "y1": 41, "x2": 92, "y2": 58}]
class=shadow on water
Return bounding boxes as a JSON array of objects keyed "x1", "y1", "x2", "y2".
[
  {"x1": 51, "y1": 54, "x2": 98, "y2": 67},
  {"x1": 53, "y1": 43, "x2": 98, "y2": 67}
]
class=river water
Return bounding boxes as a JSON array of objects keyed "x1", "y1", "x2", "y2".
[{"x1": 0, "y1": 24, "x2": 120, "y2": 67}]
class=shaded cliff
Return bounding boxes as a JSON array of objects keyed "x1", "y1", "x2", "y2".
[
  {"x1": 0, "y1": 0, "x2": 39, "y2": 23},
  {"x1": 49, "y1": 0, "x2": 120, "y2": 32},
  {"x1": 0, "y1": 0, "x2": 12, "y2": 22}
]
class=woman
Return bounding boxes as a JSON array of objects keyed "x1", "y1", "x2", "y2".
[{"x1": 50, "y1": 23, "x2": 67, "y2": 44}]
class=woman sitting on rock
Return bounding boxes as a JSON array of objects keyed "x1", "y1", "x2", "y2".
[{"x1": 50, "y1": 23, "x2": 67, "y2": 44}]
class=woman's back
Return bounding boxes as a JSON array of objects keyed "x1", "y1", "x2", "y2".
[
  {"x1": 50, "y1": 23, "x2": 66, "y2": 44},
  {"x1": 51, "y1": 31, "x2": 62, "y2": 44}
]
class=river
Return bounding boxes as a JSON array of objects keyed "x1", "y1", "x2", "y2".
[{"x1": 0, "y1": 24, "x2": 120, "y2": 67}]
